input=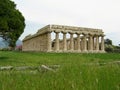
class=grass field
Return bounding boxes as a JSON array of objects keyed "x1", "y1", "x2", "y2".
[{"x1": 0, "y1": 51, "x2": 120, "y2": 90}]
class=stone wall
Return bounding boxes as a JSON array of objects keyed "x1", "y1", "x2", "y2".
[{"x1": 22, "y1": 34, "x2": 48, "y2": 52}]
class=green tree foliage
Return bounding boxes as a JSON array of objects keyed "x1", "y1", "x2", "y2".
[
  {"x1": 104, "y1": 38, "x2": 112, "y2": 45},
  {"x1": 105, "y1": 44, "x2": 114, "y2": 52},
  {"x1": 114, "y1": 45, "x2": 120, "y2": 53},
  {"x1": 104, "y1": 38, "x2": 114, "y2": 52},
  {"x1": 0, "y1": 0, "x2": 25, "y2": 48},
  {"x1": 104, "y1": 38, "x2": 120, "y2": 53}
]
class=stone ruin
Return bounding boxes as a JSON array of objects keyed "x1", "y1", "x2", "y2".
[{"x1": 22, "y1": 24, "x2": 105, "y2": 53}]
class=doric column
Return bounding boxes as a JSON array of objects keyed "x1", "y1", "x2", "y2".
[
  {"x1": 83, "y1": 34, "x2": 87, "y2": 51},
  {"x1": 77, "y1": 34, "x2": 81, "y2": 51},
  {"x1": 96, "y1": 35, "x2": 99, "y2": 51},
  {"x1": 93, "y1": 37, "x2": 95, "y2": 50},
  {"x1": 89, "y1": 34, "x2": 93, "y2": 51},
  {"x1": 81, "y1": 38, "x2": 83, "y2": 51},
  {"x1": 55, "y1": 32, "x2": 59, "y2": 51},
  {"x1": 70, "y1": 33, "x2": 74, "y2": 50},
  {"x1": 87, "y1": 38, "x2": 89, "y2": 50},
  {"x1": 101, "y1": 35, "x2": 105, "y2": 51},
  {"x1": 63, "y1": 32, "x2": 67, "y2": 51},
  {"x1": 47, "y1": 32, "x2": 51, "y2": 52}
]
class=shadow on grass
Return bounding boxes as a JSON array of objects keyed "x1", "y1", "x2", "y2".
[{"x1": 0, "y1": 57, "x2": 9, "y2": 60}]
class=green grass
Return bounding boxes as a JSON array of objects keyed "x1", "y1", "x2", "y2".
[{"x1": 0, "y1": 51, "x2": 120, "y2": 90}]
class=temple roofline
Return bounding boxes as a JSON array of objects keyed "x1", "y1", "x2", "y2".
[{"x1": 23, "y1": 24, "x2": 104, "y2": 41}]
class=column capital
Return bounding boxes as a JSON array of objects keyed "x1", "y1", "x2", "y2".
[
  {"x1": 75, "y1": 31, "x2": 81, "y2": 35},
  {"x1": 62, "y1": 31, "x2": 67, "y2": 34},
  {"x1": 76, "y1": 33, "x2": 81, "y2": 35},
  {"x1": 69, "y1": 32, "x2": 74, "y2": 34},
  {"x1": 94, "y1": 34, "x2": 101, "y2": 37},
  {"x1": 96, "y1": 35, "x2": 99, "y2": 37},
  {"x1": 89, "y1": 33, "x2": 94, "y2": 36},
  {"x1": 54, "y1": 31, "x2": 60, "y2": 33},
  {"x1": 84, "y1": 34, "x2": 88, "y2": 37},
  {"x1": 101, "y1": 34, "x2": 105, "y2": 37}
]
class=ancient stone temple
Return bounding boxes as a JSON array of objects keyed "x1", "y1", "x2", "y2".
[{"x1": 22, "y1": 25, "x2": 105, "y2": 53}]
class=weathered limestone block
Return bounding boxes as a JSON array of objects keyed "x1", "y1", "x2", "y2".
[
  {"x1": 0, "y1": 66, "x2": 13, "y2": 70},
  {"x1": 23, "y1": 34, "x2": 48, "y2": 52}
]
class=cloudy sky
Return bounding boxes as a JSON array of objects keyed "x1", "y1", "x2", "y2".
[{"x1": 13, "y1": 0, "x2": 120, "y2": 45}]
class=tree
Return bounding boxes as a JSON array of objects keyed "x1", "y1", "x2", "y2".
[
  {"x1": 0, "y1": 0, "x2": 25, "y2": 48},
  {"x1": 104, "y1": 38, "x2": 114, "y2": 52},
  {"x1": 104, "y1": 38, "x2": 112, "y2": 45},
  {"x1": 105, "y1": 44, "x2": 114, "y2": 52}
]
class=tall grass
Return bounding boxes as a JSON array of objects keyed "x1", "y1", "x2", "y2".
[{"x1": 0, "y1": 51, "x2": 120, "y2": 90}]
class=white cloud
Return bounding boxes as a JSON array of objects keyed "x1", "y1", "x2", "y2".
[{"x1": 13, "y1": 0, "x2": 120, "y2": 45}]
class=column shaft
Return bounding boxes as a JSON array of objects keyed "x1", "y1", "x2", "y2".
[
  {"x1": 55, "y1": 32, "x2": 59, "y2": 51},
  {"x1": 70, "y1": 33, "x2": 74, "y2": 50},
  {"x1": 89, "y1": 35, "x2": 93, "y2": 51},
  {"x1": 77, "y1": 34, "x2": 81, "y2": 51},
  {"x1": 93, "y1": 37, "x2": 95, "y2": 50},
  {"x1": 63, "y1": 33, "x2": 67, "y2": 51},
  {"x1": 101, "y1": 36, "x2": 105, "y2": 51},
  {"x1": 47, "y1": 32, "x2": 51, "y2": 51},
  {"x1": 87, "y1": 38, "x2": 89, "y2": 50},
  {"x1": 83, "y1": 34, "x2": 87, "y2": 51},
  {"x1": 96, "y1": 36, "x2": 99, "y2": 51}
]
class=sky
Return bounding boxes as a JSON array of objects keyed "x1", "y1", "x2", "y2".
[{"x1": 12, "y1": 0, "x2": 120, "y2": 45}]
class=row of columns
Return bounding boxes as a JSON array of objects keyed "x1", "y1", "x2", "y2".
[{"x1": 47, "y1": 32, "x2": 105, "y2": 52}]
